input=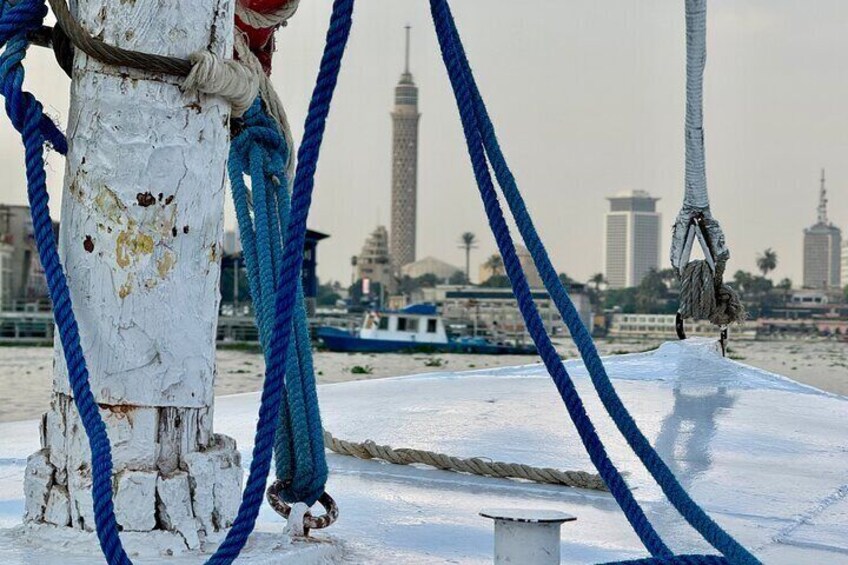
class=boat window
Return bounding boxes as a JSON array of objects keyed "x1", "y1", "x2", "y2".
[
  {"x1": 427, "y1": 319, "x2": 438, "y2": 333},
  {"x1": 378, "y1": 316, "x2": 389, "y2": 330},
  {"x1": 397, "y1": 317, "x2": 408, "y2": 331},
  {"x1": 407, "y1": 318, "x2": 419, "y2": 332}
]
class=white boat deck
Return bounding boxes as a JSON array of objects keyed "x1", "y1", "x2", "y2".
[{"x1": 2, "y1": 338, "x2": 847, "y2": 563}]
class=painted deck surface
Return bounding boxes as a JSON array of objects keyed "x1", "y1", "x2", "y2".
[{"x1": 1, "y1": 338, "x2": 847, "y2": 563}]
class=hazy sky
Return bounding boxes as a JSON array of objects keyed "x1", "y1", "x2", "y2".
[{"x1": 1, "y1": 1, "x2": 846, "y2": 287}]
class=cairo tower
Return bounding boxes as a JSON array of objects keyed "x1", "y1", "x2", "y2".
[{"x1": 389, "y1": 26, "x2": 420, "y2": 270}]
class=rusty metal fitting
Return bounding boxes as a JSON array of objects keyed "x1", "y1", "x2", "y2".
[{"x1": 266, "y1": 480, "x2": 338, "y2": 536}]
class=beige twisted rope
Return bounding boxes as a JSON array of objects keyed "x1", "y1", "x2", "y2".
[
  {"x1": 323, "y1": 430, "x2": 609, "y2": 492},
  {"x1": 233, "y1": 31, "x2": 295, "y2": 174},
  {"x1": 46, "y1": 0, "x2": 297, "y2": 123}
]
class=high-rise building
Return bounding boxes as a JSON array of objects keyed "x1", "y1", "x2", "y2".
[
  {"x1": 389, "y1": 26, "x2": 420, "y2": 270},
  {"x1": 840, "y1": 242, "x2": 848, "y2": 289},
  {"x1": 803, "y1": 170, "x2": 841, "y2": 289},
  {"x1": 604, "y1": 190, "x2": 661, "y2": 289}
]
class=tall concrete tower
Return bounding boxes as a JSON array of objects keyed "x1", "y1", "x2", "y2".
[
  {"x1": 803, "y1": 170, "x2": 842, "y2": 289},
  {"x1": 390, "y1": 25, "x2": 420, "y2": 270}
]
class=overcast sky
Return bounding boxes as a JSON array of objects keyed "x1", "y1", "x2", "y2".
[{"x1": 1, "y1": 0, "x2": 846, "y2": 287}]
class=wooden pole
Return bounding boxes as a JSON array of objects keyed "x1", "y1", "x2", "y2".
[{"x1": 24, "y1": 0, "x2": 242, "y2": 551}]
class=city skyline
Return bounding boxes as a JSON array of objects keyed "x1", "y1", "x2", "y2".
[{"x1": 0, "y1": 1, "x2": 845, "y2": 287}]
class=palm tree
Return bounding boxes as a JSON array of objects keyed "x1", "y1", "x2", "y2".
[
  {"x1": 589, "y1": 273, "x2": 605, "y2": 291},
  {"x1": 458, "y1": 232, "x2": 477, "y2": 284},
  {"x1": 587, "y1": 273, "x2": 606, "y2": 309},
  {"x1": 484, "y1": 254, "x2": 504, "y2": 279},
  {"x1": 756, "y1": 248, "x2": 777, "y2": 277}
]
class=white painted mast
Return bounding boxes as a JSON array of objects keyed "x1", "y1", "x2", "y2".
[{"x1": 24, "y1": 0, "x2": 242, "y2": 550}]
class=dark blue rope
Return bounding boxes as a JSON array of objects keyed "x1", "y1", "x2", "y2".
[
  {"x1": 0, "y1": 0, "x2": 353, "y2": 562},
  {"x1": 430, "y1": 1, "x2": 759, "y2": 563},
  {"x1": 428, "y1": 0, "x2": 671, "y2": 558},
  {"x1": 0, "y1": 1, "x2": 127, "y2": 562},
  {"x1": 603, "y1": 557, "x2": 729, "y2": 565}
]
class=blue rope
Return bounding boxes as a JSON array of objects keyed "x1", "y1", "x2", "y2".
[
  {"x1": 228, "y1": 102, "x2": 327, "y2": 506},
  {"x1": 203, "y1": 0, "x2": 353, "y2": 558},
  {"x1": 0, "y1": 0, "x2": 353, "y2": 562},
  {"x1": 0, "y1": 1, "x2": 127, "y2": 562},
  {"x1": 430, "y1": 1, "x2": 759, "y2": 563},
  {"x1": 604, "y1": 557, "x2": 729, "y2": 565}
]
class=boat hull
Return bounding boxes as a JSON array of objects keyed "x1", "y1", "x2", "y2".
[{"x1": 317, "y1": 327, "x2": 535, "y2": 355}]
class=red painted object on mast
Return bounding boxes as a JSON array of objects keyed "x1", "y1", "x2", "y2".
[{"x1": 235, "y1": 0, "x2": 297, "y2": 74}]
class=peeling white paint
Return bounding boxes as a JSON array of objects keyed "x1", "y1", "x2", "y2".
[
  {"x1": 43, "y1": 486, "x2": 71, "y2": 528},
  {"x1": 24, "y1": 0, "x2": 243, "y2": 546},
  {"x1": 23, "y1": 450, "x2": 51, "y2": 523}
]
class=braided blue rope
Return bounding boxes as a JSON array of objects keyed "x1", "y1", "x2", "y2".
[
  {"x1": 0, "y1": 0, "x2": 353, "y2": 562},
  {"x1": 428, "y1": 1, "x2": 671, "y2": 559},
  {"x1": 431, "y1": 1, "x2": 758, "y2": 563},
  {"x1": 228, "y1": 102, "x2": 327, "y2": 506}
]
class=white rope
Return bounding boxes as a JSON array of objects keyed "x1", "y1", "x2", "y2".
[
  {"x1": 183, "y1": 2, "x2": 297, "y2": 174},
  {"x1": 183, "y1": 50, "x2": 259, "y2": 117},
  {"x1": 235, "y1": 0, "x2": 300, "y2": 30},
  {"x1": 323, "y1": 430, "x2": 608, "y2": 492},
  {"x1": 233, "y1": 30, "x2": 295, "y2": 175},
  {"x1": 684, "y1": 0, "x2": 709, "y2": 209}
]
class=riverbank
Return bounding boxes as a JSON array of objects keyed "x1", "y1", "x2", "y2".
[{"x1": 1, "y1": 338, "x2": 845, "y2": 422}]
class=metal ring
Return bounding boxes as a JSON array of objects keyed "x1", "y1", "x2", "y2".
[{"x1": 266, "y1": 480, "x2": 338, "y2": 535}]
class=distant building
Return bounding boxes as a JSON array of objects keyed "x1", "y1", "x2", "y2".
[
  {"x1": 803, "y1": 171, "x2": 841, "y2": 289},
  {"x1": 389, "y1": 26, "x2": 420, "y2": 270},
  {"x1": 418, "y1": 284, "x2": 593, "y2": 342},
  {"x1": 401, "y1": 256, "x2": 462, "y2": 281},
  {"x1": 0, "y1": 242, "x2": 12, "y2": 306},
  {"x1": 356, "y1": 226, "x2": 395, "y2": 294},
  {"x1": 841, "y1": 241, "x2": 848, "y2": 289},
  {"x1": 609, "y1": 313, "x2": 757, "y2": 339},
  {"x1": 478, "y1": 246, "x2": 543, "y2": 288},
  {"x1": 302, "y1": 230, "x2": 329, "y2": 315},
  {"x1": 0, "y1": 204, "x2": 55, "y2": 305},
  {"x1": 604, "y1": 190, "x2": 661, "y2": 289},
  {"x1": 219, "y1": 228, "x2": 328, "y2": 316}
]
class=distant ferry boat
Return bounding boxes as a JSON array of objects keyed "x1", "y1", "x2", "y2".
[{"x1": 316, "y1": 304, "x2": 536, "y2": 355}]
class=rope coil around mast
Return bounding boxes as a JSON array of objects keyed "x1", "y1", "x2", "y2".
[{"x1": 44, "y1": 0, "x2": 300, "y2": 119}]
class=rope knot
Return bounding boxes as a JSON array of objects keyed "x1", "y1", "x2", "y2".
[
  {"x1": 230, "y1": 100, "x2": 289, "y2": 178},
  {"x1": 183, "y1": 50, "x2": 258, "y2": 117}
]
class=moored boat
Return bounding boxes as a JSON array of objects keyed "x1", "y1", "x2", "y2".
[{"x1": 317, "y1": 304, "x2": 536, "y2": 354}]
